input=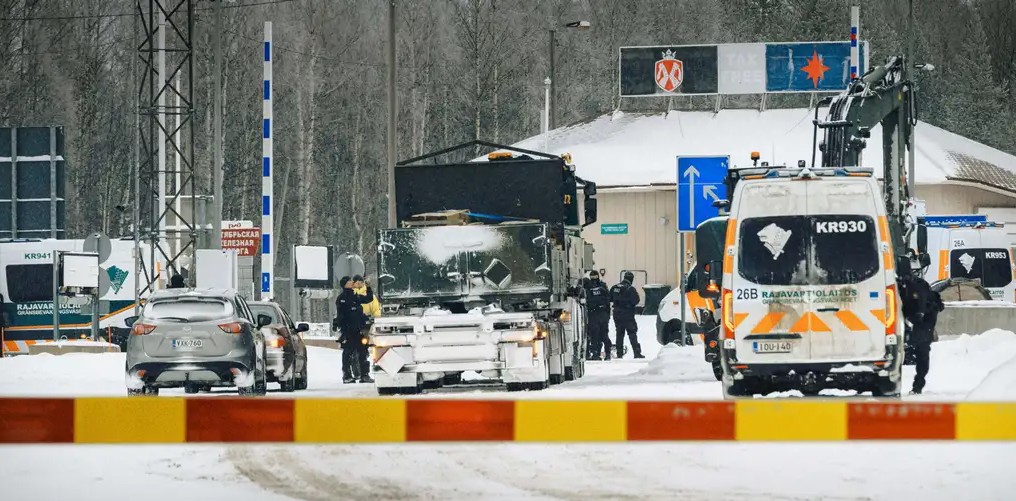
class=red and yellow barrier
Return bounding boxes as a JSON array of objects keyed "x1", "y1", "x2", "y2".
[{"x1": 1, "y1": 398, "x2": 1014, "y2": 443}]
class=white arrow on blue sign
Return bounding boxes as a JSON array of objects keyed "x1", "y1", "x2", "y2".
[{"x1": 677, "y1": 156, "x2": 729, "y2": 232}]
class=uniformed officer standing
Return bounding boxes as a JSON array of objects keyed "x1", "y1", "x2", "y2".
[
  {"x1": 609, "y1": 271, "x2": 643, "y2": 359},
  {"x1": 584, "y1": 271, "x2": 612, "y2": 360},
  {"x1": 901, "y1": 273, "x2": 943, "y2": 394}
]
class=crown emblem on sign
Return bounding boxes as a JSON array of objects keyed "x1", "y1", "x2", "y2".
[{"x1": 660, "y1": 48, "x2": 676, "y2": 60}]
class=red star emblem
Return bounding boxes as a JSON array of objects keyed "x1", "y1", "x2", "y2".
[{"x1": 801, "y1": 50, "x2": 829, "y2": 88}]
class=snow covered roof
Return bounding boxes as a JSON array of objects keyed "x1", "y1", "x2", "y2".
[{"x1": 514, "y1": 108, "x2": 1016, "y2": 194}]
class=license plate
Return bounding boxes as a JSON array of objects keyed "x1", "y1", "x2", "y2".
[
  {"x1": 172, "y1": 339, "x2": 203, "y2": 349},
  {"x1": 753, "y1": 341, "x2": 792, "y2": 353}
]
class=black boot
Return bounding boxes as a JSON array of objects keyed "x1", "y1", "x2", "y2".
[
  {"x1": 343, "y1": 375, "x2": 355, "y2": 384},
  {"x1": 616, "y1": 347, "x2": 624, "y2": 359},
  {"x1": 633, "y1": 343, "x2": 644, "y2": 359}
]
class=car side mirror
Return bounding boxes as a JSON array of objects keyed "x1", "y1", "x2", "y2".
[
  {"x1": 296, "y1": 323, "x2": 310, "y2": 333},
  {"x1": 698, "y1": 260, "x2": 723, "y2": 300},
  {"x1": 124, "y1": 316, "x2": 138, "y2": 328},
  {"x1": 256, "y1": 314, "x2": 273, "y2": 328}
]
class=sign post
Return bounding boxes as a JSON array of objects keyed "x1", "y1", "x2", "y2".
[{"x1": 677, "y1": 155, "x2": 729, "y2": 345}]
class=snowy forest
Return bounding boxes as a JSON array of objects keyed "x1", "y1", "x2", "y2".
[{"x1": 2, "y1": 0, "x2": 1016, "y2": 275}]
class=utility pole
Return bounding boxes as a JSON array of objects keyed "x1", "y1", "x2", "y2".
[
  {"x1": 212, "y1": 0, "x2": 224, "y2": 249},
  {"x1": 386, "y1": 0, "x2": 398, "y2": 228},
  {"x1": 907, "y1": 0, "x2": 916, "y2": 191},
  {"x1": 549, "y1": 29, "x2": 556, "y2": 130}
]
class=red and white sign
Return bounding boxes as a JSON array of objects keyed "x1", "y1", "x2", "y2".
[
  {"x1": 222, "y1": 227, "x2": 262, "y2": 256},
  {"x1": 655, "y1": 49, "x2": 684, "y2": 93}
]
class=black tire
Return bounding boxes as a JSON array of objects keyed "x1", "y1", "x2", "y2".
[
  {"x1": 184, "y1": 384, "x2": 199, "y2": 394},
  {"x1": 377, "y1": 386, "x2": 420, "y2": 395},
  {"x1": 564, "y1": 366, "x2": 575, "y2": 381},
  {"x1": 238, "y1": 385, "x2": 254, "y2": 396},
  {"x1": 280, "y1": 377, "x2": 296, "y2": 393},
  {"x1": 295, "y1": 370, "x2": 308, "y2": 391},
  {"x1": 421, "y1": 379, "x2": 441, "y2": 390},
  {"x1": 254, "y1": 363, "x2": 268, "y2": 396},
  {"x1": 506, "y1": 383, "x2": 525, "y2": 392},
  {"x1": 441, "y1": 373, "x2": 463, "y2": 386},
  {"x1": 143, "y1": 385, "x2": 159, "y2": 396},
  {"x1": 872, "y1": 380, "x2": 902, "y2": 398},
  {"x1": 127, "y1": 387, "x2": 144, "y2": 397}
]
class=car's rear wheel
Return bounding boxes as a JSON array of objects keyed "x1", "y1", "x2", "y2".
[
  {"x1": 254, "y1": 355, "x2": 268, "y2": 396},
  {"x1": 280, "y1": 377, "x2": 296, "y2": 393},
  {"x1": 127, "y1": 388, "x2": 144, "y2": 397},
  {"x1": 184, "y1": 384, "x2": 199, "y2": 394},
  {"x1": 296, "y1": 369, "x2": 308, "y2": 390}
]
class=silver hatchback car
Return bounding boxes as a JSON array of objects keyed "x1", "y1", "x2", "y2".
[{"x1": 125, "y1": 288, "x2": 269, "y2": 396}]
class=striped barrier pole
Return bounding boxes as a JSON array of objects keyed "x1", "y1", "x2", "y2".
[{"x1": 1, "y1": 398, "x2": 1014, "y2": 444}]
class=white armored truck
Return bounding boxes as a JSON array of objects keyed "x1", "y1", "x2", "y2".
[{"x1": 369, "y1": 143, "x2": 597, "y2": 394}]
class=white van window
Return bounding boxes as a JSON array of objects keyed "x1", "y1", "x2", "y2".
[
  {"x1": 143, "y1": 299, "x2": 234, "y2": 322},
  {"x1": 5, "y1": 264, "x2": 53, "y2": 302},
  {"x1": 949, "y1": 249, "x2": 1013, "y2": 288},
  {"x1": 739, "y1": 215, "x2": 879, "y2": 286}
]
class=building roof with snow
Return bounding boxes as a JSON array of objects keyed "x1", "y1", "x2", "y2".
[{"x1": 514, "y1": 108, "x2": 1016, "y2": 194}]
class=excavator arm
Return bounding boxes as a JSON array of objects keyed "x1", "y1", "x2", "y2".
[{"x1": 816, "y1": 56, "x2": 918, "y2": 273}]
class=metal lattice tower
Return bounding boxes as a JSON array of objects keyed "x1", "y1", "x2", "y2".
[{"x1": 134, "y1": 0, "x2": 198, "y2": 298}]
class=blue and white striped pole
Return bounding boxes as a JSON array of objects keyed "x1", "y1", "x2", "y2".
[
  {"x1": 261, "y1": 21, "x2": 274, "y2": 300},
  {"x1": 850, "y1": 6, "x2": 860, "y2": 80}
]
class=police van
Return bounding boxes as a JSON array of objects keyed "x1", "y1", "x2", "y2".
[
  {"x1": 706, "y1": 166, "x2": 904, "y2": 397},
  {"x1": 912, "y1": 215, "x2": 1016, "y2": 302},
  {"x1": 0, "y1": 238, "x2": 149, "y2": 354}
]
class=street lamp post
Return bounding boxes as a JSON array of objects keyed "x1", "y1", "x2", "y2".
[{"x1": 548, "y1": 20, "x2": 590, "y2": 131}]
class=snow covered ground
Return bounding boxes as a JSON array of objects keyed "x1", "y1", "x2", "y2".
[{"x1": 3, "y1": 319, "x2": 1016, "y2": 500}]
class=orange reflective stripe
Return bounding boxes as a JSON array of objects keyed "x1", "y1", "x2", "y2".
[
  {"x1": 3, "y1": 341, "x2": 17, "y2": 353},
  {"x1": 835, "y1": 310, "x2": 868, "y2": 332},
  {"x1": 788, "y1": 312, "x2": 832, "y2": 333},
  {"x1": 870, "y1": 309, "x2": 886, "y2": 324},
  {"x1": 938, "y1": 250, "x2": 949, "y2": 280},
  {"x1": 751, "y1": 312, "x2": 785, "y2": 334},
  {"x1": 723, "y1": 219, "x2": 737, "y2": 272},
  {"x1": 877, "y1": 217, "x2": 890, "y2": 244},
  {"x1": 733, "y1": 313, "x2": 748, "y2": 330},
  {"x1": 686, "y1": 291, "x2": 707, "y2": 310}
]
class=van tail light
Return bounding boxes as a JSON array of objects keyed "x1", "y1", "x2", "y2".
[
  {"x1": 132, "y1": 323, "x2": 156, "y2": 336},
  {"x1": 722, "y1": 289, "x2": 734, "y2": 338},
  {"x1": 884, "y1": 286, "x2": 897, "y2": 335},
  {"x1": 218, "y1": 322, "x2": 243, "y2": 334}
]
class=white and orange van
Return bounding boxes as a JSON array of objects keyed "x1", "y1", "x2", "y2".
[
  {"x1": 716, "y1": 166, "x2": 904, "y2": 398},
  {"x1": 913, "y1": 216, "x2": 1016, "y2": 302}
]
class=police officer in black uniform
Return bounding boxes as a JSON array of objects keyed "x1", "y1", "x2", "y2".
[
  {"x1": 610, "y1": 271, "x2": 643, "y2": 359},
  {"x1": 900, "y1": 272, "x2": 943, "y2": 394},
  {"x1": 584, "y1": 271, "x2": 612, "y2": 360}
]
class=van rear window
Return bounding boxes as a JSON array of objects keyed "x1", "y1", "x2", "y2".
[
  {"x1": 738, "y1": 215, "x2": 879, "y2": 286},
  {"x1": 5, "y1": 264, "x2": 53, "y2": 302},
  {"x1": 950, "y1": 248, "x2": 1012, "y2": 288}
]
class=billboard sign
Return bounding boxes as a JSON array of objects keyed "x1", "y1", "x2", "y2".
[
  {"x1": 222, "y1": 227, "x2": 262, "y2": 256},
  {"x1": 620, "y1": 41, "x2": 867, "y2": 97},
  {"x1": 1, "y1": 126, "x2": 66, "y2": 239}
]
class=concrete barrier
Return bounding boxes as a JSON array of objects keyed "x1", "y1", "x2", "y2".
[
  {"x1": 304, "y1": 337, "x2": 340, "y2": 350},
  {"x1": 28, "y1": 341, "x2": 120, "y2": 355},
  {"x1": 937, "y1": 303, "x2": 1016, "y2": 337}
]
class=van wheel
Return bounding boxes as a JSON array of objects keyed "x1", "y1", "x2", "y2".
[
  {"x1": 722, "y1": 380, "x2": 753, "y2": 399},
  {"x1": 280, "y1": 378, "x2": 296, "y2": 393},
  {"x1": 184, "y1": 384, "x2": 199, "y2": 394},
  {"x1": 872, "y1": 380, "x2": 901, "y2": 398},
  {"x1": 295, "y1": 370, "x2": 308, "y2": 391}
]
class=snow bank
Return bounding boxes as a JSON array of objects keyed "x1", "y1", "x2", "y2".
[{"x1": 923, "y1": 329, "x2": 1016, "y2": 399}]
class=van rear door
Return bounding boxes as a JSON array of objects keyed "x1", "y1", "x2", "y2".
[{"x1": 805, "y1": 180, "x2": 887, "y2": 361}]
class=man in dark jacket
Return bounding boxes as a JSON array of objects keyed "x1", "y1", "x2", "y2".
[
  {"x1": 900, "y1": 273, "x2": 943, "y2": 394},
  {"x1": 584, "y1": 271, "x2": 612, "y2": 360},
  {"x1": 335, "y1": 276, "x2": 375, "y2": 384},
  {"x1": 610, "y1": 272, "x2": 643, "y2": 359}
]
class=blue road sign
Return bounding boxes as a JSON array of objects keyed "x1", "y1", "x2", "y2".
[{"x1": 677, "y1": 156, "x2": 729, "y2": 232}]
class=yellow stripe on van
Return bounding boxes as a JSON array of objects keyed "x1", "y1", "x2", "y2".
[
  {"x1": 751, "y1": 312, "x2": 785, "y2": 334},
  {"x1": 938, "y1": 250, "x2": 949, "y2": 281},
  {"x1": 835, "y1": 310, "x2": 868, "y2": 332}
]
